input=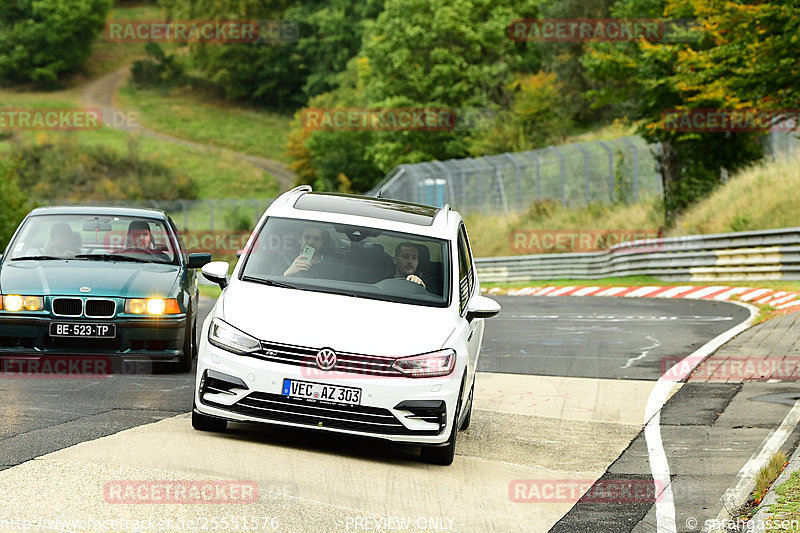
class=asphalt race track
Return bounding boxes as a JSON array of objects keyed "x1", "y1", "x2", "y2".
[{"x1": 0, "y1": 295, "x2": 796, "y2": 533}]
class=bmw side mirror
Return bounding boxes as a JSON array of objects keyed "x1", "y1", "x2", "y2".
[
  {"x1": 202, "y1": 261, "x2": 230, "y2": 289},
  {"x1": 188, "y1": 253, "x2": 212, "y2": 269},
  {"x1": 466, "y1": 295, "x2": 501, "y2": 322}
]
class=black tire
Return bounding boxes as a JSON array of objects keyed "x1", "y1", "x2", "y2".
[
  {"x1": 420, "y1": 377, "x2": 464, "y2": 466},
  {"x1": 459, "y1": 378, "x2": 474, "y2": 431},
  {"x1": 177, "y1": 316, "x2": 195, "y2": 373},
  {"x1": 192, "y1": 402, "x2": 227, "y2": 432}
]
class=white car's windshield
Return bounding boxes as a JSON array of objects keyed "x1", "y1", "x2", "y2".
[
  {"x1": 240, "y1": 217, "x2": 449, "y2": 307},
  {"x1": 6, "y1": 214, "x2": 177, "y2": 264}
]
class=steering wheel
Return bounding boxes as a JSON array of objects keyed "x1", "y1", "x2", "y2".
[
  {"x1": 375, "y1": 277, "x2": 427, "y2": 293},
  {"x1": 118, "y1": 247, "x2": 156, "y2": 255}
]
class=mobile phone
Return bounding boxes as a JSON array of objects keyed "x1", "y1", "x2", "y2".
[{"x1": 300, "y1": 245, "x2": 315, "y2": 262}]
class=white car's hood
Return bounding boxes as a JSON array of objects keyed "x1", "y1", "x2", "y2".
[{"x1": 219, "y1": 281, "x2": 455, "y2": 356}]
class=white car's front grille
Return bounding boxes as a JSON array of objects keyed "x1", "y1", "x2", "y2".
[{"x1": 251, "y1": 340, "x2": 401, "y2": 376}]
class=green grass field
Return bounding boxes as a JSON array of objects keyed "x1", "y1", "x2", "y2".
[
  {"x1": 117, "y1": 85, "x2": 294, "y2": 164},
  {"x1": 0, "y1": 88, "x2": 278, "y2": 200}
]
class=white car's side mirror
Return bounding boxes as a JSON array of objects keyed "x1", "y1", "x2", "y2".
[
  {"x1": 466, "y1": 295, "x2": 501, "y2": 321},
  {"x1": 202, "y1": 261, "x2": 230, "y2": 289}
]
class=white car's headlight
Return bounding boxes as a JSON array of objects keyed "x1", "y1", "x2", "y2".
[
  {"x1": 208, "y1": 318, "x2": 260, "y2": 355},
  {"x1": 392, "y1": 349, "x2": 456, "y2": 378}
]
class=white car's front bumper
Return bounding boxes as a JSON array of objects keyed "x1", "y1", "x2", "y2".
[{"x1": 194, "y1": 339, "x2": 463, "y2": 445}]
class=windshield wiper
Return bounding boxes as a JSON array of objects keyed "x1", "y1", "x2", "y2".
[
  {"x1": 241, "y1": 276, "x2": 299, "y2": 289},
  {"x1": 10, "y1": 255, "x2": 63, "y2": 261},
  {"x1": 73, "y1": 254, "x2": 151, "y2": 263}
]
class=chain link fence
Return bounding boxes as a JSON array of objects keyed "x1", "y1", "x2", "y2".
[
  {"x1": 368, "y1": 136, "x2": 662, "y2": 213},
  {"x1": 42, "y1": 131, "x2": 797, "y2": 227},
  {"x1": 767, "y1": 128, "x2": 800, "y2": 162}
]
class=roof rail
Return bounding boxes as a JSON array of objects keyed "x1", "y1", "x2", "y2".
[
  {"x1": 432, "y1": 203, "x2": 452, "y2": 227},
  {"x1": 273, "y1": 185, "x2": 312, "y2": 208}
]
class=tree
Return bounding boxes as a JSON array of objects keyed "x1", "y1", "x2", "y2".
[
  {"x1": 537, "y1": 0, "x2": 620, "y2": 126},
  {"x1": 583, "y1": 0, "x2": 763, "y2": 225},
  {"x1": 287, "y1": 0, "x2": 546, "y2": 192},
  {"x1": 286, "y1": 0, "x2": 385, "y2": 99},
  {"x1": 0, "y1": 0, "x2": 112, "y2": 86},
  {"x1": 671, "y1": 0, "x2": 799, "y2": 110},
  {"x1": 164, "y1": 0, "x2": 385, "y2": 108},
  {"x1": 0, "y1": 158, "x2": 32, "y2": 251}
]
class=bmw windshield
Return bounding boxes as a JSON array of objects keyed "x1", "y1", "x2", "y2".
[
  {"x1": 5, "y1": 214, "x2": 178, "y2": 264},
  {"x1": 240, "y1": 217, "x2": 450, "y2": 307}
]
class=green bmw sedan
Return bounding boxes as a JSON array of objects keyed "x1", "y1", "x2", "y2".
[{"x1": 0, "y1": 206, "x2": 211, "y2": 374}]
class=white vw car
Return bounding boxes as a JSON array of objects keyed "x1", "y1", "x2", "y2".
[{"x1": 193, "y1": 186, "x2": 500, "y2": 465}]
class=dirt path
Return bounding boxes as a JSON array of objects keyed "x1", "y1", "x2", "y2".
[{"x1": 80, "y1": 66, "x2": 297, "y2": 191}]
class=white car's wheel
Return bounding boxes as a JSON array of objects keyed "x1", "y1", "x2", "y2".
[{"x1": 420, "y1": 376, "x2": 464, "y2": 466}]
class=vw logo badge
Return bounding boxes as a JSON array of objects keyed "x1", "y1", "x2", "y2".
[
  {"x1": 79, "y1": 286, "x2": 91, "y2": 293},
  {"x1": 316, "y1": 348, "x2": 337, "y2": 371}
]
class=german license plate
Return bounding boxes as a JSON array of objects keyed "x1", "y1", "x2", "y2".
[
  {"x1": 49, "y1": 323, "x2": 116, "y2": 338},
  {"x1": 282, "y1": 379, "x2": 361, "y2": 405}
]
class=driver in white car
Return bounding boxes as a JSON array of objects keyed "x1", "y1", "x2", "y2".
[{"x1": 392, "y1": 242, "x2": 426, "y2": 288}]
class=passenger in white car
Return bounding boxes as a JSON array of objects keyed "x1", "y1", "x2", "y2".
[{"x1": 282, "y1": 225, "x2": 339, "y2": 279}]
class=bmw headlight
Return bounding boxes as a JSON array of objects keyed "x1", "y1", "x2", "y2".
[
  {"x1": 125, "y1": 298, "x2": 180, "y2": 315},
  {"x1": 208, "y1": 318, "x2": 260, "y2": 355},
  {"x1": 1, "y1": 295, "x2": 44, "y2": 312}
]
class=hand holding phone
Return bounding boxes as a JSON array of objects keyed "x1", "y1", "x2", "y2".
[{"x1": 300, "y1": 245, "x2": 315, "y2": 262}]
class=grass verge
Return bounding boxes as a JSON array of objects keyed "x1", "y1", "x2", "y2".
[
  {"x1": 766, "y1": 464, "x2": 800, "y2": 532},
  {"x1": 117, "y1": 85, "x2": 294, "y2": 164},
  {"x1": 198, "y1": 284, "x2": 222, "y2": 300},
  {"x1": 755, "y1": 452, "x2": 790, "y2": 504}
]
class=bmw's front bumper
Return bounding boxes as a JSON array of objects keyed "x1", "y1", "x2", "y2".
[{"x1": 0, "y1": 314, "x2": 187, "y2": 363}]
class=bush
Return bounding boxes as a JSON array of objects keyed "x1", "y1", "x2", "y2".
[
  {"x1": 0, "y1": 158, "x2": 34, "y2": 251},
  {"x1": 130, "y1": 43, "x2": 187, "y2": 88},
  {"x1": 223, "y1": 206, "x2": 254, "y2": 231},
  {"x1": 0, "y1": 0, "x2": 112, "y2": 86},
  {"x1": 10, "y1": 137, "x2": 198, "y2": 202}
]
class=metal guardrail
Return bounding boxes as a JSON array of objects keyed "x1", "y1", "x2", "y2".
[{"x1": 475, "y1": 228, "x2": 800, "y2": 282}]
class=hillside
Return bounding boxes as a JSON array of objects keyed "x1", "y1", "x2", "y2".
[{"x1": 465, "y1": 152, "x2": 800, "y2": 258}]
